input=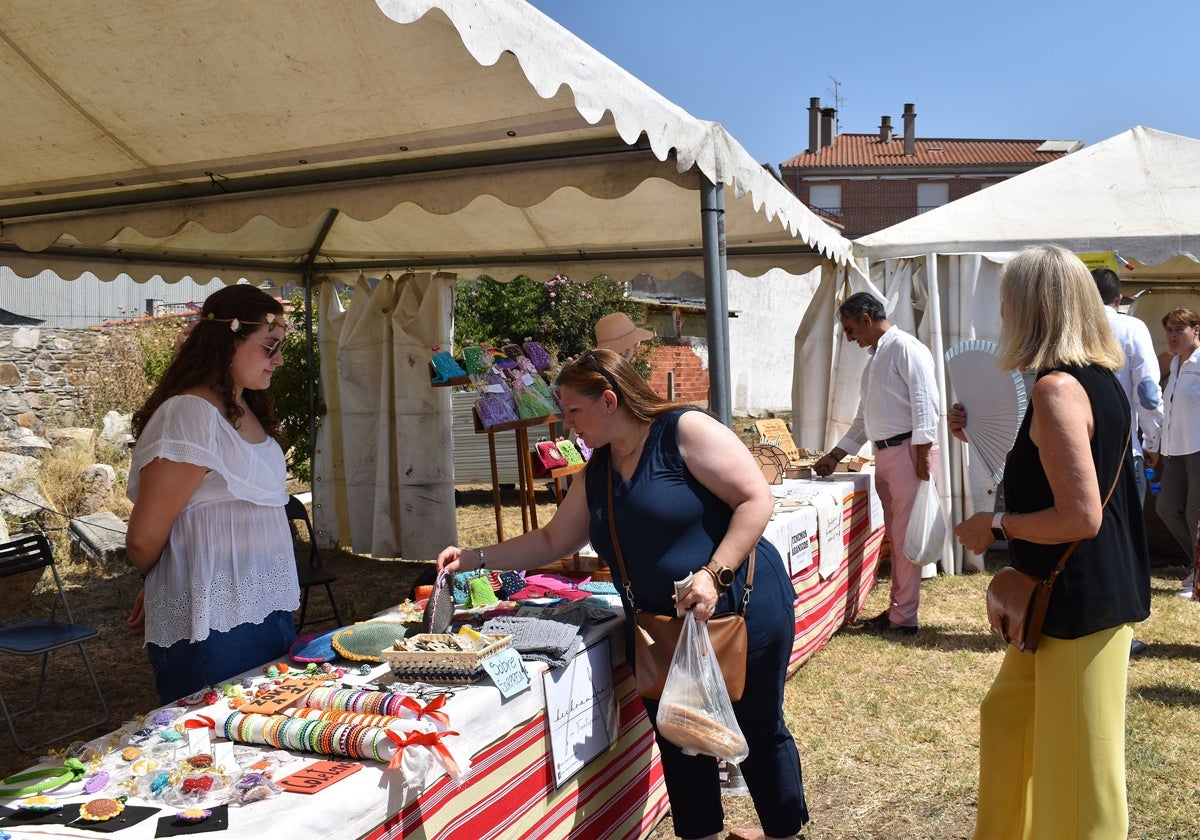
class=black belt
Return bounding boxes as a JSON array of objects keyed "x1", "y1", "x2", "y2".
[{"x1": 873, "y1": 432, "x2": 913, "y2": 449}]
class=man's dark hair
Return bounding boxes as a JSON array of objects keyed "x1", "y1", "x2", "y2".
[
  {"x1": 838, "y1": 291, "x2": 887, "y2": 322},
  {"x1": 1091, "y1": 267, "x2": 1122, "y2": 306}
]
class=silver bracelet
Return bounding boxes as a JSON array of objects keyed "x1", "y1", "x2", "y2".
[{"x1": 474, "y1": 547, "x2": 485, "y2": 570}]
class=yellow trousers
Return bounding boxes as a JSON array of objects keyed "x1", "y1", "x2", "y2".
[{"x1": 973, "y1": 623, "x2": 1133, "y2": 840}]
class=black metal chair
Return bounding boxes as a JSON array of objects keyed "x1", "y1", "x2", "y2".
[
  {"x1": 286, "y1": 496, "x2": 344, "y2": 631},
  {"x1": 0, "y1": 532, "x2": 108, "y2": 752}
]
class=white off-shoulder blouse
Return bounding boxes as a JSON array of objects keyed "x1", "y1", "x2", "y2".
[{"x1": 128, "y1": 394, "x2": 300, "y2": 647}]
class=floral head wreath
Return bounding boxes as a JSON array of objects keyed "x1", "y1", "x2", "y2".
[{"x1": 203, "y1": 311, "x2": 282, "y2": 333}]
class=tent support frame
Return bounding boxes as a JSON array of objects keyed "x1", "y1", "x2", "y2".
[{"x1": 701, "y1": 175, "x2": 732, "y2": 426}]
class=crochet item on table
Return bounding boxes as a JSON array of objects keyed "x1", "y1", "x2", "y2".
[
  {"x1": 496, "y1": 571, "x2": 526, "y2": 599},
  {"x1": 466, "y1": 576, "x2": 499, "y2": 607},
  {"x1": 579, "y1": 580, "x2": 618, "y2": 596},
  {"x1": 481, "y1": 609, "x2": 586, "y2": 669}
]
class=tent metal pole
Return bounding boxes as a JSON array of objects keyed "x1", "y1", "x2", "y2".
[
  {"x1": 301, "y1": 266, "x2": 316, "y2": 482},
  {"x1": 700, "y1": 175, "x2": 732, "y2": 426}
]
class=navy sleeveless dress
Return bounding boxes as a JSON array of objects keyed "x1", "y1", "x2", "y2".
[{"x1": 584, "y1": 408, "x2": 808, "y2": 838}]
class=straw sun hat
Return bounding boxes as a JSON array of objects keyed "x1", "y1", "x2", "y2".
[{"x1": 594, "y1": 312, "x2": 654, "y2": 356}]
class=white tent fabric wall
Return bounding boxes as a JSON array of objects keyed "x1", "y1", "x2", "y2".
[
  {"x1": 820, "y1": 125, "x2": 1200, "y2": 573},
  {"x1": 728, "y1": 266, "x2": 824, "y2": 415},
  {"x1": 312, "y1": 273, "x2": 458, "y2": 559}
]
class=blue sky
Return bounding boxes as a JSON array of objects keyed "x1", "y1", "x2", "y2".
[{"x1": 526, "y1": 0, "x2": 1200, "y2": 168}]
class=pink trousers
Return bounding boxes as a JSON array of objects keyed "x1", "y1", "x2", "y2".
[{"x1": 873, "y1": 440, "x2": 935, "y2": 627}]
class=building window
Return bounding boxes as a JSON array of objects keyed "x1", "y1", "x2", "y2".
[
  {"x1": 808, "y1": 184, "x2": 842, "y2": 218},
  {"x1": 916, "y1": 183, "x2": 949, "y2": 214}
]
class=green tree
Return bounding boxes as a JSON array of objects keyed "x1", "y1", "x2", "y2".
[
  {"x1": 453, "y1": 273, "x2": 652, "y2": 375},
  {"x1": 271, "y1": 292, "x2": 323, "y2": 483}
]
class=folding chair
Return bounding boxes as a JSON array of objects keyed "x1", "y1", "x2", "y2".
[
  {"x1": 286, "y1": 496, "x2": 344, "y2": 631},
  {"x1": 0, "y1": 532, "x2": 108, "y2": 752}
]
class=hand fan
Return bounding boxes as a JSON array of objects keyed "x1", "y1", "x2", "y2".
[{"x1": 943, "y1": 339, "x2": 1028, "y2": 485}]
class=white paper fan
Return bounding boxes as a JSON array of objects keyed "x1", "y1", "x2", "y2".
[{"x1": 944, "y1": 339, "x2": 1027, "y2": 485}]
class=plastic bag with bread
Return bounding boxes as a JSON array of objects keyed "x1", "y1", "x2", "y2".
[{"x1": 655, "y1": 611, "x2": 749, "y2": 764}]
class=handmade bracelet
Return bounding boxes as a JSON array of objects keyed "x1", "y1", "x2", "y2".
[
  {"x1": 474, "y1": 547, "x2": 485, "y2": 570},
  {"x1": 0, "y1": 759, "x2": 87, "y2": 797}
]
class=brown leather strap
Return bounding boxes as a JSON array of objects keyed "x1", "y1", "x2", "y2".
[{"x1": 606, "y1": 461, "x2": 754, "y2": 614}]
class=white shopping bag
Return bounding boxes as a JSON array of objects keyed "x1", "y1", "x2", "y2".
[{"x1": 903, "y1": 479, "x2": 947, "y2": 567}]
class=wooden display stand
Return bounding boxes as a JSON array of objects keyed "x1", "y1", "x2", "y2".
[{"x1": 472, "y1": 407, "x2": 585, "y2": 540}]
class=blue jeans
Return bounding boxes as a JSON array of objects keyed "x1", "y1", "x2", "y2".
[{"x1": 147, "y1": 610, "x2": 297, "y2": 703}]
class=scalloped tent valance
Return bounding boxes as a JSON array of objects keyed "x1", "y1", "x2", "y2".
[{"x1": 0, "y1": 0, "x2": 851, "y2": 285}]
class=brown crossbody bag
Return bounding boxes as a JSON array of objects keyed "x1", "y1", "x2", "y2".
[
  {"x1": 986, "y1": 438, "x2": 1126, "y2": 653},
  {"x1": 606, "y1": 466, "x2": 752, "y2": 701}
]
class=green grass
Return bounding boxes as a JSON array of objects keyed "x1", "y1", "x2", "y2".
[{"x1": 650, "y1": 562, "x2": 1200, "y2": 839}]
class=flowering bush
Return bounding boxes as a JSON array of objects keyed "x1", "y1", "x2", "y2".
[{"x1": 453, "y1": 273, "x2": 651, "y2": 374}]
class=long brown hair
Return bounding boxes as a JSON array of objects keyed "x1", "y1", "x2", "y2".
[
  {"x1": 555, "y1": 348, "x2": 695, "y2": 422},
  {"x1": 132, "y1": 285, "x2": 286, "y2": 445}
]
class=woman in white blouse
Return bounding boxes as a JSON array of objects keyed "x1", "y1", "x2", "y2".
[
  {"x1": 125, "y1": 285, "x2": 300, "y2": 703},
  {"x1": 1154, "y1": 307, "x2": 1200, "y2": 594}
]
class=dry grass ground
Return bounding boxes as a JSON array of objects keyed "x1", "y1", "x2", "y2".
[{"x1": 3, "y1": 483, "x2": 1198, "y2": 840}]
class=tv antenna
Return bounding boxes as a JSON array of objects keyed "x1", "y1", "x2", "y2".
[{"x1": 826, "y1": 76, "x2": 844, "y2": 134}]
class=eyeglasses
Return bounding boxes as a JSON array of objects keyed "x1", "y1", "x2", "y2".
[
  {"x1": 256, "y1": 338, "x2": 285, "y2": 359},
  {"x1": 1164, "y1": 325, "x2": 1197, "y2": 335}
]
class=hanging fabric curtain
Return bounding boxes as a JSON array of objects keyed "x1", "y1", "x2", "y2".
[{"x1": 313, "y1": 272, "x2": 458, "y2": 559}]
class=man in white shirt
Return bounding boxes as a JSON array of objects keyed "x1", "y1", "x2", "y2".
[
  {"x1": 1091, "y1": 269, "x2": 1163, "y2": 504},
  {"x1": 813, "y1": 292, "x2": 940, "y2": 633},
  {"x1": 1092, "y1": 270, "x2": 1177, "y2": 648}
]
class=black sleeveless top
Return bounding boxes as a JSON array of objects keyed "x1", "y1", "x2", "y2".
[{"x1": 1002, "y1": 364, "x2": 1150, "y2": 638}]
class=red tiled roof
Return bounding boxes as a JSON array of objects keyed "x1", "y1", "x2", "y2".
[{"x1": 782, "y1": 135, "x2": 1075, "y2": 168}]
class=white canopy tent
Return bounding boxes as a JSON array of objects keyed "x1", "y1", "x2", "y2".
[
  {"x1": 794, "y1": 126, "x2": 1200, "y2": 573},
  {"x1": 0, "y1": 0, "x2": 853, "y2": 557}
]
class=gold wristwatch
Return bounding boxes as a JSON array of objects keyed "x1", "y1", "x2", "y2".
[{"x1": 702, "y1": 561, "x2": 735, "y2": 589}]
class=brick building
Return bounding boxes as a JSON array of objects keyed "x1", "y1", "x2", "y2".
[{"x1": 780, "y1": 99, "x2": 1082, "y2": 237}]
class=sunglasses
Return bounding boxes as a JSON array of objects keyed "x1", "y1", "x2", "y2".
[
  {"x1": 580, "y1": 350, "x2": 620, "y2": 395},
  {"x1": 256, "y1": 337, "x2": 285, "y2": 359}
]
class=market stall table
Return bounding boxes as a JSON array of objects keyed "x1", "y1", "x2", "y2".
[
  {"x1": 762, "y1": 473, "x2": 886, "y2": 675},
  {"x1": 0, "y1": 606, "x2": 668, "y2": 840}
]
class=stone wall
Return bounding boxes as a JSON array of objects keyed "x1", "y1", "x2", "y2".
[{"x1": 0, "y1": 326, "x2": 112, "y2": 430}]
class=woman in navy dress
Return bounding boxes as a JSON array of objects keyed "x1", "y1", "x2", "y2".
[{"x1": 438, "y1": 348, "x2": 807, "y2": 840}]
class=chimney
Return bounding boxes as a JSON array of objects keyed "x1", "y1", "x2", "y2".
[
  {"x1": 879, "y1": 115, "x2": 893, "y2": 143},
  {"x1": 820, "y1": 107, "x2": 836, "y2": 148},
  {"x1": 807, "y1": 97, "x2": 821, "y2": 153},
  {"x1": 902, "y1": 103, "x2": 916, "y2": 156}
]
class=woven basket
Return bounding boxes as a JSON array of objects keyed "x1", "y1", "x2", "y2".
[{"x1": 381, "y1": 633, "x2": 512, "y2": 684}]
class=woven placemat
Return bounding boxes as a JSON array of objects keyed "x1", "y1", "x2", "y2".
[{"x1": 331, "y1": 622, "x2": 413, "y2": 662}]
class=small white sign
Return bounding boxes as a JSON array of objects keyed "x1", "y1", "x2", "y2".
[
  {"x1": 482, "y1": 648, "x2": 532, "y2": 697},
  {"x1": 790, "y1": 527, "x2": 813, "y2": 575}
]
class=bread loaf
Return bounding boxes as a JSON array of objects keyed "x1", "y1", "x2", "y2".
[{"x1": 657, "y1": 703, "x2": 747, "y2": 759}]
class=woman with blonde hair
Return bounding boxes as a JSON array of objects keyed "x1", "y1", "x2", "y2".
[{"x1": 952, "y1": 244, "x2": 1150, "y2": 839}]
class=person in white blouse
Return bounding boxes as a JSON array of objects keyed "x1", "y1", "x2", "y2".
[
  {"x1": 812, "y1": 292, "x2": 940, "y2": 633},
  {"x1": 125, "y1": 284, "x2": 301, "y2": 703},
  {"x1": 1155, "y1": 307, "x2": 1200, "y2": 599}
]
